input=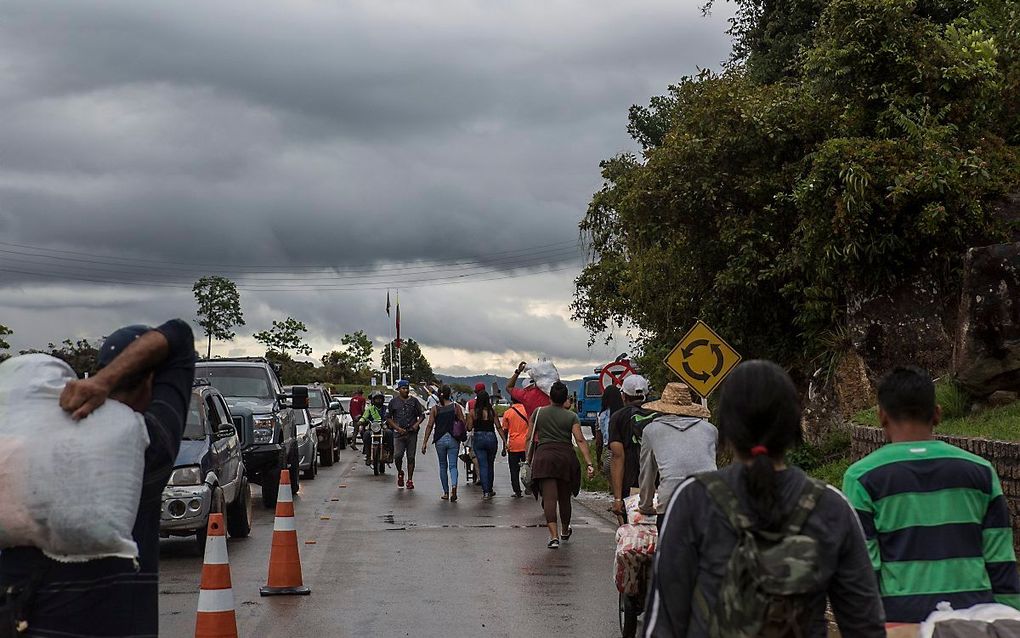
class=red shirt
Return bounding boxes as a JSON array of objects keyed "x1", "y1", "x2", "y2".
[
  {"x1": 509, "y1": 385, "x2": 550, "y2": 418},
  {"x1": 349, "y1": 395, "x2": 366, "y2": 420}
]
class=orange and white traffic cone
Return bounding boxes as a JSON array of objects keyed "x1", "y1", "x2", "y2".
[
  {"x1": 259, "y1": 470, "x2": 311, "y2": 596},
  {"x1": 195, "y1": 513, "x2": 238, "y2": 638}
]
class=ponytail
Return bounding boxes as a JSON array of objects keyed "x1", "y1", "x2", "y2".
[{"x1": 717, "y1": 360, "x2": 803, "y2": 532}]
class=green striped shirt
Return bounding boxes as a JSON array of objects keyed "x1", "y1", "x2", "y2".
[{"x1": 843, "y1": 440, "x2": 1020, "y2": 623}]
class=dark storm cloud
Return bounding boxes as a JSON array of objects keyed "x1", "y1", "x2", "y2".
[{"x1": 0, "y1": 0, "x2": 733, "y2": 371}]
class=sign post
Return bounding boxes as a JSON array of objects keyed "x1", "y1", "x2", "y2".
[{"x1": 664, "y1": 320, "x2": 741, "y2": 398}]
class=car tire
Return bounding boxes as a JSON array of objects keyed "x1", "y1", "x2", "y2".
[
  {"x1": 196, "y1": 487, "x2": 224, "y2": 556},
  {"x1": 338, "y1": 428, "x2": 347, "y2": 451},
  {"x1": 289, "y1": 458, "x2": 300, "y2": 496},
  {"x1": 320, "y1": 430, "x2": 334, "y2": 467},
  {"x1": 261, "y1": 471, "x2": 280, "y2": 509},
  {"x1": 303, "y1": 454, "x2": 317, "y2": 480},
  {"x1": 226, "y1": 476, "x2": 253, "y2": 538}
]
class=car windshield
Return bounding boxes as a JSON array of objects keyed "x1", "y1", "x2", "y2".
[
  {"x1": 183, "y1": 396, "x2": 206, "y2": 440},
  {"x1": 306, "y1": 390, "x2": 324, "y2": 409},
  {"x1": 340, "y1": 398, "x2": 351, "y2": 411},
  {"x1": 195, "y1": 366, "x2": 272, "y2": 399},
  {"x1": 584, "y1": 379, "x2": 602, "y2": 397}
]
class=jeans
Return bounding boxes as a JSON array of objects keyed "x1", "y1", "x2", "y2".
[
  {"x1": 434, "y1": 433, "x2": 459, "y2": 494},
  {"x1": 474, "y1": 431, "x2": 498, "y2": 494},
  {"x1": 508, "y1": 451, "x2": 526, "y2": 495}
]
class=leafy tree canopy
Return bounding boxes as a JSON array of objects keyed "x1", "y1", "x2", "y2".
[
  {"x1": 193, "y1": 276, "x2": 245, "y2": 359},
  {"x1": 253, "y1": 317, "x2": 312, "y2": 357},
  {"x1": 20, "y1": 338, "x2": 101, "y2": 378},
  {"x1": 575, "y1": 0, "x2": 1020, "y2": 383},
  {"x1": 320, "y1": 331, "x2": 375, "y2": 384},
  {"x1": 0, "y1": 324, "x2": 11, "y2": 362},
  {"x1": 381, "y1": 338, "x2": 435, "y2": 383}
]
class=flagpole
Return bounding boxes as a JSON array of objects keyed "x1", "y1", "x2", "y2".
[{"x1": 397, "y1": 289, "x2": 403, "y2": 382}]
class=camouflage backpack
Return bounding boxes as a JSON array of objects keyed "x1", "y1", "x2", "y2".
[{"x1": 693, "y1": 473, "x2": 826, "y2": 638}]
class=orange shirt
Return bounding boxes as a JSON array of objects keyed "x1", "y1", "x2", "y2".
[{"x1": 501, "y1": 404, "x2": 530, "y2": 453}]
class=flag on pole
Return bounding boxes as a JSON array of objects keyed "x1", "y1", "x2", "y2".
[
  {"x1": 386, "y1": 291, "x2": 391, "y2": 317},
  {"x1": 395, "y1": 292, "x2": 402, "y2": 349}
]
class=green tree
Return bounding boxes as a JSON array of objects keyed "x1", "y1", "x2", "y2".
[
  {"x1": 381, "y1": 338, "x2": 434, "y2": 383},
  {"x1": 193, "y1": 276, "x2": 245, "y2": 359},
  {"x1": 0, "y1": 324, "x2": 11, "y2": 362},
  {"x1": 253, "y1": 317, "x2": 313, "y2": 357},
  {"x1": 575, "y1": 0, "x2": 1019, "y2": 380},
  {"x1": 19, "y1": 338, "x2": 101, "y2": 378},
  {"x1": 340, "y1": 330, "x2": 374, "y2": 373}
]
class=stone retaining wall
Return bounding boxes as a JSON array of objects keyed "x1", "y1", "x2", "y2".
[{"x1": 851, "y1": 425, "x2": 1020, "y2": 550}]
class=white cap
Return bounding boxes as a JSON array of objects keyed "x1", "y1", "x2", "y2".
[{"x1": 622, "y1": 375, "x2": 649, "y2": 399}]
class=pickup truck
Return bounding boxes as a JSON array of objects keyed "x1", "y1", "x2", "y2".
[
  {"x1": 161, "y1": 382, "x2": 252, "y2": 552},
  {"x1": 194, "y1": 357, "x2": 308, "y2": 508}
]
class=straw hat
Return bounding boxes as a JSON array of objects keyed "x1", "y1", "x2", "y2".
[{"x1": 643, "y1": 383, "x2": 711, "y2": 419}]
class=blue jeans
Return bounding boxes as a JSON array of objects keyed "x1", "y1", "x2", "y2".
[
  {"x1": 434, "y1": 433, "x2": 459, "y2": 494},
  {"x1": 474, "y1": 431, "x2": 498, "y2": 494}
]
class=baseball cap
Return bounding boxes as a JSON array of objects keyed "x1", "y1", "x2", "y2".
[
  {"x1": 97, "y1": 325, "x2": 151, "y2": 368},
  {"x1": 622, "y1": 375, "x2": 650, "y2": 399},
  {"x1": 396, "y1": 379, "x2": 410, "y2": 389},
  {"x1": 474, "y1": 383, "x2": 485, "y2": 393}
]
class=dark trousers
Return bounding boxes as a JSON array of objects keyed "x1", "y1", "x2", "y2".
[{"x1": 508, "y1": 451, "x2": 526, "y2": 495}]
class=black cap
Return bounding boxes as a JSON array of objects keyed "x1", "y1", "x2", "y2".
[{"x1": 97, "y1": 325, "x2": 151, "y2": 368}]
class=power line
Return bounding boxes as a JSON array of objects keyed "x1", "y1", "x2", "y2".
[
  {"x1": 0, "y1": 262, "x2": 579, "y2": 292},
  {"x1": 0, "y1": 244, "x2": 577, "y2": 282},
  {"x1": 0, "y1": 238, "x2": 580, "y2": 275}
]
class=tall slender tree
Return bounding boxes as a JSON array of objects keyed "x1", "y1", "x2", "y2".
[
  {"x1": 193, "y1": 276, "x2": 245, "y2": 359},
  {"x1": 253, "y1": 317, "x2": 313, "y2": 357}
]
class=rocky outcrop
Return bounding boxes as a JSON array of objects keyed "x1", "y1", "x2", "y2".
[
  {"x1": 848, "y1": 273, "x2": 955, "y2": 381},
  {"x1": 954, "y1": 243, "x2": 1020, "y2": 397}
]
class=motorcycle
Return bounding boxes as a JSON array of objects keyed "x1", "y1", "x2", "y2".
[{"x1": 365, "y1": 419, "x2": 393, "y2": 476}]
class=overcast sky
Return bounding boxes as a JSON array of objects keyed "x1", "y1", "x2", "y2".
[{"x1": 0, "y1": 1, "x2": 733, "y2": 379}]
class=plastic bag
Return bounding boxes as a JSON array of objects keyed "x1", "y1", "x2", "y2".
[
  {"x1": 624, "y1": 493, "x2": 659, "y2": 525},
  {"x1": 921, "y1": 603, "x2": 1020, "y2": 638},
  {"x1": 614, "y1": 523, "x2": 657, "y2": 595},
  {"x1": 0, "y1": 354, "x2": 149, "y2": 561},
  {"x1": 527, "y1": 360, "x2": 560, "y2": 396}
]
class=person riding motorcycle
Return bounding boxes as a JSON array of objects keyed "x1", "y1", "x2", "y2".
[{"x1": 360, "y1": 391, "x2": 394, "y2": 464}]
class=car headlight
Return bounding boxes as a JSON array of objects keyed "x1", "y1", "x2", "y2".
[
  {"x1": 169, "y1": 466, "x2": 203, "y2": 486},
  {"x1": 253, "y1": 415, "x2": 275, "y2": 444}
]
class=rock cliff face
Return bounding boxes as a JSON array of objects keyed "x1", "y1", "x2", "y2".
[
  {"x1": 955, "y1": 243, "x2": 1020, "y2": 396},
  {"x1": 848, "y1": 273, "x2": 955, "y2": 382}
]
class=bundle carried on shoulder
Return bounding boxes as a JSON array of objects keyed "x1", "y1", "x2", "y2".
[{"x1": 0, "y1": 354, "x2": 149, "y2": 561}]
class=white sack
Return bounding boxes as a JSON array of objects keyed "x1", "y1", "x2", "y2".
[
  {"x1": 921, "y1": 602, "x2": 1020, "y2": 638},
  {"x1": 0, "y1": 354, "x2": 149, "y2": 561},
  {"x1": 528, "y1": 360, "x2": 560, "y2": 396}
]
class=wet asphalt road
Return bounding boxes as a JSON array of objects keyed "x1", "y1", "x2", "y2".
[{"x1": 159, "y1": 446, "x2": 620, "y2": 637}]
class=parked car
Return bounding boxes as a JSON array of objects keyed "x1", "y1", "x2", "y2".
[
  {"x1": 337, "y1": 396, "x2": 356, "y2": 445},
  {"x1": 161, "y1": 381, "x2": 253, "y2": 553},
  {"x1": 194, "y1": 357, "x2": 308, "y2": 508},
  {"x1": 299, "y1": 384, "x2": 342, "y2": 464},
  {"x1": 293, "y1": 407, "x2": 318, "y2": 480}
]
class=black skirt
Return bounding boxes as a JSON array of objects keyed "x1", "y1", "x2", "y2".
[{"x1": 531, "y1": 442, "x2": 582, "y2": 498}]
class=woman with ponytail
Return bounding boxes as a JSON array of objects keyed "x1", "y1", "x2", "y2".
[{"x1": 642, "y1": 361, "x2": 884, "y2": 638}]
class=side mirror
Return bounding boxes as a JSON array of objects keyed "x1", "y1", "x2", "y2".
[
  {"x1": 216, "y1": 424, "x2": 237, "y2": 440},
  {"x1": 329, "y1": 401, "x2": 341, "y2": 411},
  {"x1": 280, "y1": 386, "x2": 309, "y2": 410}
]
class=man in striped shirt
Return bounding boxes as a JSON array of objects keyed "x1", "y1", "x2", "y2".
[{"x1": 843, "y1": 366, "x2": 1020, "y2": 623}]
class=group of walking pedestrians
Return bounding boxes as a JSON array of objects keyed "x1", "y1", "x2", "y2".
[{"x1": 622, "y1": 361, "x2": 1020, "y2": 636}]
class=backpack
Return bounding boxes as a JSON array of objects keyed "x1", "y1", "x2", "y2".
[{"x1": 693, "y1": 473, "x2": 826, "y2": 638}]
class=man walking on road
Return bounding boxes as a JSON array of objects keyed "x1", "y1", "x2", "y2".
[
  {"x1": 350, "y1": 388, "x2": 366, "y2": 449},
  {"x1": 609, "y1": 375, "x2": 652, "y2": 521},
  {"x1": 389, "y1": 380, "x2": 425, "y2": 490},
  {"x1": 0, "y1": 319, "x2": 195, "y2": 637},
  {"x1": 843, "y1": 367, "x2": 1020, "y2": 623},
  {"x1": 506, "y1": 361, "x2": 552, "y2": 417}
]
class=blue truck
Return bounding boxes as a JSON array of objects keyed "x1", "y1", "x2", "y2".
[{"x1": 577, "y1": 373, "x2": 604, "y2": 433}]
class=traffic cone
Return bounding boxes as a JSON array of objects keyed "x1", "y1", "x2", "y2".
[
  {"x1": 195, "y1": 513, "x2": 238, "y2": 638},
  {"x1": 259, "y1": 470, "x2": 311, "y2": 596}
]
